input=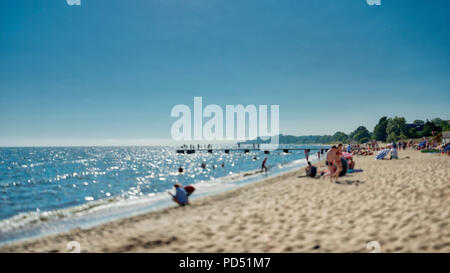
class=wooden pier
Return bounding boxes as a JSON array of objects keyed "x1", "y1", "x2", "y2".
[{"x1": 176, "y1": 147, "x2": 329, "y2": 154}]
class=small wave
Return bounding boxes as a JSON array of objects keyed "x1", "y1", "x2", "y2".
[{"x1": 0, "y1": 197, "x2": 120, "y2": 234}]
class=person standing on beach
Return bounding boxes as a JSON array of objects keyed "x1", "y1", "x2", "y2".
[
  {"x1": 261, "y1": 157, "x2": 268, "y2": 172},
  {"x1": 333, "y1": 144, "x2": 343, "y2": 179},
  {"x1": 337, "y1": 144, "x2": 343, "y2": 155},
  {"x1": 326, "y1": 146, "x2": 339, "y2": 182},
  {"x1": 305, "y1": 149, "x2": 310, "y2": 161}
]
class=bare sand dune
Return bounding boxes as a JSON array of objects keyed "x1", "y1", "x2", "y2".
[{"x1": 1, "y1": 150, "x2": 449, "y2": 253}]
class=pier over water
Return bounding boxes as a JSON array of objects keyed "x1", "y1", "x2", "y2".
[{"x1": 176, "y1": 147, "x2": 329, "y2": 154}]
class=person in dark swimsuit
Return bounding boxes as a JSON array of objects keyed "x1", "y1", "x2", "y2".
[
  {"x1": 261, "y1": 157, "x2": 268, "y2": 172},
  {"x1": 305, "y1": 161, "x2": 317, "y2": 177}
]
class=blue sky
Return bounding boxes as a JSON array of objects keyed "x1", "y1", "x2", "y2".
[{"x1": 0, "y1": 0, "x2": 449, "y2": 146}]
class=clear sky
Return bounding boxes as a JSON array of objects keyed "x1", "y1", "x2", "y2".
[{"x1": 0, "y1": 0, "x2": 449, "y2": 146}]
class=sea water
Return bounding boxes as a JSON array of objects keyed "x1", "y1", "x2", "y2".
[{"x1": 0, "y1": 145, "x2": 327, "y2": 244}]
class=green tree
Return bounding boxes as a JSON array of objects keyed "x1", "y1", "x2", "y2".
[
  {"x1": 422, "y1": 120, "x2": 441, "y2": 136},
  {"x1": 359, "y1": 136, "x2": 370, "y2": 144},
  {"x1": 413, "y1": 120, "x2": 425, "y2": 128},
  {"x1": 387, "y1": 117, "x2": 407, "y2": 138},
  {"x1": 373, "y1": 116, "x2": 388, "y2": 142},
  {"x1": 387, "y1": 132, "x2": 398, "y2": 142},
  {"x1": 420, "y1": 124, "x2": 433, "y2": 137},
  {"x1": 332, "y1": 131, "x2": 349, "y2": 142},
  {"x1": 408, "y1": 128, "x2": 418, "y2": 139},
  {"x1": 431, "y1": 118, "x2": 443, "y2": 126},
  {"x1": 439, "y1": 120, "x2": 450, "y2": 132},
  {"x1": 350, "y1": 126, "x2": 371, "y2": 144},
  {"x1": 398, "y1": 133, "x2": 408, "y2": 140}
]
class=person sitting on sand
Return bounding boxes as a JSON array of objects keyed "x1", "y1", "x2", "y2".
[
  {"x1": 169, "y1": 183, "x2": 188, "y2": 206},
  {"x1": 347, "y1": 157, "x2": 355, "y2": 170},
  {"x1": 390, "y1": 143, "x2": 398, "y2": 160},
  {"x1": 443, "y1": 143, "x2": 450, "y2": 156},
  {"x1": 305, "y1": 161, "x2": 317, "y2": 178},
  {"x1": 261, "y1": 157, "x2": 268, "y2": 172}
]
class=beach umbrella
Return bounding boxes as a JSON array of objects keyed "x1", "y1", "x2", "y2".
[{"x1": 341, "y1": 152, "x2": 353, "y2": 159}]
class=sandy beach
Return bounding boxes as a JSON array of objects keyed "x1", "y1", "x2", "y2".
[{"x1": 1, "y1": 150, "x2": 449, "y2": 253}]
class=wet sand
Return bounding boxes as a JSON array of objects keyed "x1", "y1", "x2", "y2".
[{"x1": 1, "y1": 150, "x2": 449, "y2": 253}]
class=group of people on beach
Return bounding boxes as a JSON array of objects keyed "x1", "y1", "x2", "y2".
[
  {"x1": 416, "y1": 136, "x2": 450, "y2": 155},
  {"x1": 348, "y1": 136, "x2": 449, "y2": 156},
  {"x1": 324, "y1": 144, "x2": 347, "y2": 182},
  {"x1": 171, "y1": 154, "x2": 270, "y2": 206},
  {"x1": 171, "y1": 135, "x2": 450, "y2": 206},
  {"x1": 303, "y1": 136, "x2": 449, "y2": 183},
  {"x1": 172, "y1": 144, "x2": 337, "y2": 205},
  {"x1": 305, "y1": 144, "x2": 357, "y2": 182}
]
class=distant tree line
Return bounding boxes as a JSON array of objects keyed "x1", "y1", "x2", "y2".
[
  {"x1": 241, "y1": 117, "x2": 450, "y2": 144},
  {"x1": 372, "y1": 116, "x2": 449, "y2": 143}
]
